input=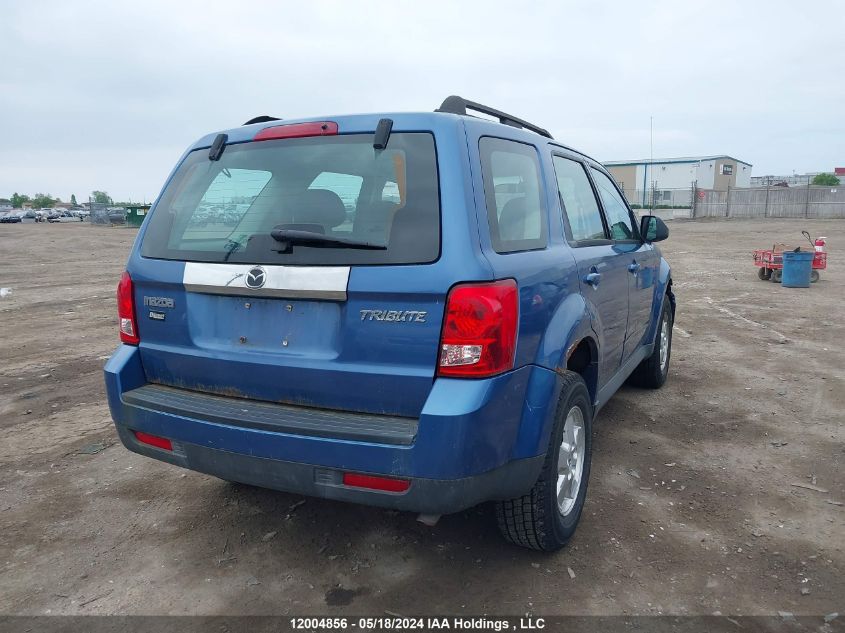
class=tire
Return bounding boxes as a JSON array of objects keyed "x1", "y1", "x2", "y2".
[
  {"x1": 810, "y1": 270, "x2": 820, "y2": 283},
  {"x1": 495, "y1": 371, "x2": 592, "y2": 551},
  {"x1": 757, "y1": 267, "x2": 771, "y2": 281},
  {"x1": 771, "y1": 269, "x2": 782, "y2": 283},
  {"x1": 627, "y1": 298, "x2": 673, "y2": 389}
]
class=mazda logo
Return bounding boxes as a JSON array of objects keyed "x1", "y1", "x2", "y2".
[{"x1": 245, "y1": 266, "x2": 267, "y2": 289}]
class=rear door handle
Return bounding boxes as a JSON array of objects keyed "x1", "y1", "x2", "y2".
[
  {"x1": 628, "y1": 262, "x2": 641, "y2": 274},
  {"x1": 584, "y1": 272, "x2": 602, "y2": 287}
]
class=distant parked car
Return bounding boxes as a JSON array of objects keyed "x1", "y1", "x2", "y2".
[
  {"x1": 69, "y1": 207, "x2": 89, "y2": 219},
  {"x1": 48, "y1": 211, "x2": 83, "y2": 223},
  {"x1": 0, "y1": 213, "x2": 22, "y2": 223},
  {"x1": 107, "y1": 208, "x2": 127, "y2": 224}
]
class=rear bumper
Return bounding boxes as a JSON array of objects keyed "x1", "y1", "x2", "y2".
[
  {"x1": 104, "y1": 345, "x2": 560, "y2": 514},
  {"x1": 115, "y1": 424, "x2": 543, "y2": 514}
]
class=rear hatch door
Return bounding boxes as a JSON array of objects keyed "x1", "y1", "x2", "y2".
[{"x1": 134, "y1": 125, "x2": 445, "y2": 418}]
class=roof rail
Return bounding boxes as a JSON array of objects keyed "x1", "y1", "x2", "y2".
[
  {"x1": 243, "y1": 115, "x2": 281, "y2": 126},
  {"x1": 436, "y1": 95, "x2": 552, "y2": 139}
]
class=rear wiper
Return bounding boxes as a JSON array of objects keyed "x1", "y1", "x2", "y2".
[
  {"x1": 223, "y1": 239, "x2": 243, "y2": 262},
  {"x1": 270, "y1": 229, "x2": 387, "y2": 251}
]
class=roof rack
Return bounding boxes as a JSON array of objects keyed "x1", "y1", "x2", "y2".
[
  {"x1": 243, "y1": 115, "x2": 281, "y2": 126},
  {"x1": 436, "y1": 95, "x2": 552, "y2": 139}
]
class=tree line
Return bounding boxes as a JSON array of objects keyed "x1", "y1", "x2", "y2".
[
  {"x1": 811, "y1": 173, "x2": 841, "y2": 186},
  {"x1": 3, "y1": 191, "x2": 117, "y2": 208}
]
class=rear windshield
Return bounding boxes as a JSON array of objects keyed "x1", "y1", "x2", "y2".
[{"x1": 141, "y1": 133, "x2": 440, "y2": 265}]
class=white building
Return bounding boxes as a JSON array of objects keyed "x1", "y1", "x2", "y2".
[{"x1": 604, "y1": 155, "x2": 752, "y2": 208}]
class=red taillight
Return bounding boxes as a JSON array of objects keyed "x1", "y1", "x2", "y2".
[
  {"x1": 117, "y1": 271, "x2": 139, "y2": 345},
  {"x1": 342, "y1": 473, "x2": 410, "y2": 493},
  {"x1": 133, "y1": 431, "x2": 173, "y2": 451},
  {"x1": 438, "y1": 279, "x2": 518, "y2": 378},
  {"x1": 253, "y1": 121, "x2": 338, "y2": 141}
]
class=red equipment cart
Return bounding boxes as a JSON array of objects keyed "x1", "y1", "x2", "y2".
[{"x1": 753, "y1": 231, "x2": 827, "y2": 283}]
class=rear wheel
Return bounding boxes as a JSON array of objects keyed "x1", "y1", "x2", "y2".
[
  {"x1": 810, "y1": 270, "x2": 820, "y2": 283},
  {"x1": 771, "y1": 269, "x2": 782, "y2": 283},
  {"x1": 495, "y1": 371, "x2": 592, "y2": 551},
  {"x1": 757, "y1": 267, "x2": 771, "y2": 281}
]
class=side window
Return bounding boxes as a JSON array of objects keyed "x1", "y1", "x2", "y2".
[
  {"x1": 479, "y1": 137, "x2": 547, "y2": 253},
  {"x1": 552, "y1": 156, "x2": 606, "y2": 242},
  {"x1": 590, "y1": 168, "x2": 636, "y2": 241}
]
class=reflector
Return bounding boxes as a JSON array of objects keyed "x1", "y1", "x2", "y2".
[
  {"x1": 134, "y1": 431, "x2": 173, "y2": 451},
  {"x1": 342, "y1": 473, "x2": 410, "y2": 493}
]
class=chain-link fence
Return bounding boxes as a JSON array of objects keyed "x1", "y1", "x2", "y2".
[
  {"x1": 620, "y1": 186, "x2": 694, "y2": 210},
  {"x1": 89, "y1": 204, "x2": 126, "y2": 225}
]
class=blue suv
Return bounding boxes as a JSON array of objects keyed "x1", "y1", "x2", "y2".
[{"x1": 104, "y1": 96, "x2": 674, "y2": 550}]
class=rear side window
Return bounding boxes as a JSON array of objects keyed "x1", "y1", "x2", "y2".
[
  {"x1": 552, "y1": 156, "x2": 606, "y2": 242},
  {"x1": 141, "y1": 133, "x2": 440, "y2": 266},
  {"x1": 479, "y1": 137, "x2": 547, "y2": 253},
  {"x1": 590, "y1": 168, "x2": 637, "y2": 241}
]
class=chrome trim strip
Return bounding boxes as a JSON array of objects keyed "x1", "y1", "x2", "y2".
[{"x1": 183, "y1": 263, "x2": 349, "y2": 300}]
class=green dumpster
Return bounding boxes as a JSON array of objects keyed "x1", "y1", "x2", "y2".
[{"x1": 125, "y1": 205, "x2": 150, "y2": 227}]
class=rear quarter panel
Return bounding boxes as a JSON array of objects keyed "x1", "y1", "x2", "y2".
[
  {"x1": 462, "y1": 119, "x2": 586, "y2": 367},
  {"x1": 462, "y1": 121, "x2": 596, "y2": 458}
]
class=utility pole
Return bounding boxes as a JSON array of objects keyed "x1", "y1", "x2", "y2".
[
  {"x1": 764, "y1": 177, "x2": 770, "y2": 218},
  {"x1": 691, "y1": 180, "x2": 698, "y2": 219},
  {"x1": 650, "y1": 116, "x2": 654, "y2": 213},
  {"x1": 805, "y1": 176, "x2": 811, "y2": 218}
]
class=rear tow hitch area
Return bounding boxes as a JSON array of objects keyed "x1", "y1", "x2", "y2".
[{"x1": 417, "y1": 513, "x2": 441, "y2": 527}]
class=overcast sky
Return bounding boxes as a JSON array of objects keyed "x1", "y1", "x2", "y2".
[{"x1": 1, "y1": 0, "x2": 843, "y2": 202}]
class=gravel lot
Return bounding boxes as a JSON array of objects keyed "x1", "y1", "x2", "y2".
[{"x1": 0, "y1": 219, "x2": 842, "y2": 617}]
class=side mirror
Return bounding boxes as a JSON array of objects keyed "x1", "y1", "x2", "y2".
[{"x1": 640, "y1": 215, "x2": 669, "y2": 243}]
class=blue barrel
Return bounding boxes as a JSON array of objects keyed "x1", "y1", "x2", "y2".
[{"x1": 781, "y1": 251, "x2": 814, "y2": 288}]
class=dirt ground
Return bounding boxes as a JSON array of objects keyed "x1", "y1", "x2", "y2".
[{"x1": 0, "y1": 219, "x2": 842, "y2": 617}]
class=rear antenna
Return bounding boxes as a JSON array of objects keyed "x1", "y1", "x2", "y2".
[
  {"x1": 373, "y1": 118, "x2": 393, "y2": 150},
  {"x1": 208, "y1": 133, "x2": 228, "y2": 161}
]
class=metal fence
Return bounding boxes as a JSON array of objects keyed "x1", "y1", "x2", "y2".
[
  {"x1": 621, "y1": 187, "x2": 693, "y2": 210},
  {"x1": 618, "y1": 179, "x2": 845, "y2": 219},
  {"x1": 89, "y1": 205, "x2": 126, "y2": 225},
  {"x1": 88, "y1": 203, "x2": 112, "y2": 225},
  {"x1": 693, "y1": 185, "x2": 845, "y2": 219}
]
